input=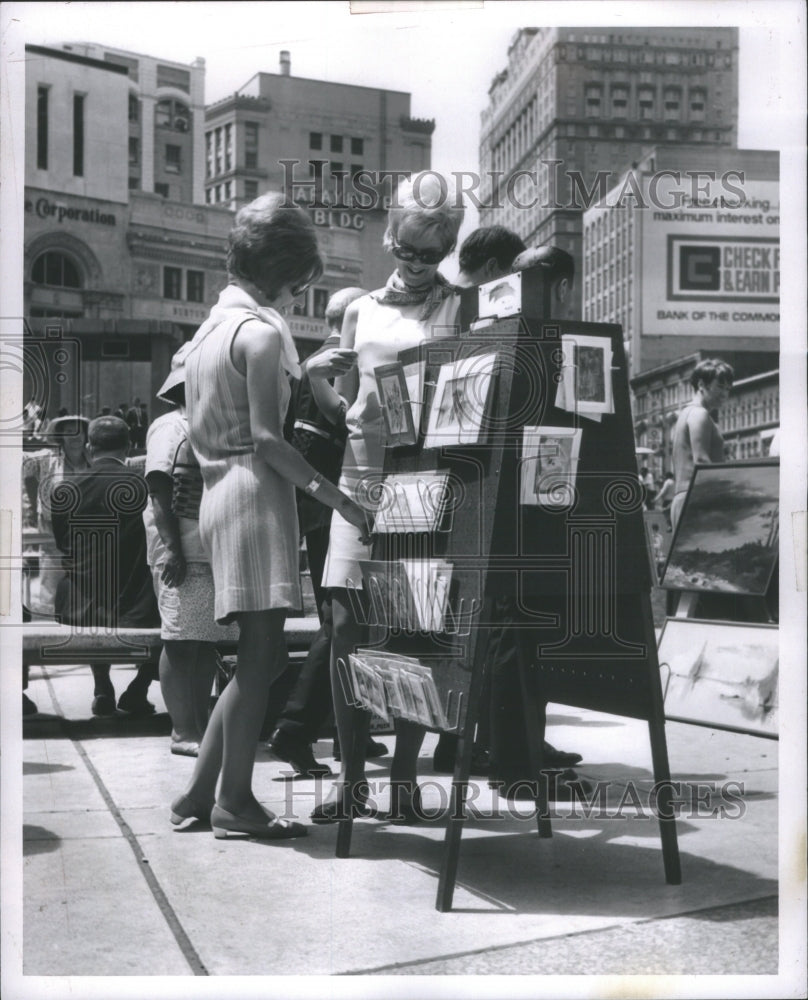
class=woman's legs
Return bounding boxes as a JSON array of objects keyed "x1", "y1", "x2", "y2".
[
  {"x1": 159, "y1": 640, "x2": 217, "y2": 746},
  {"x1": 182, "y1": 609, "x2": 286, "y2": 818},
  {"x1": 328, "y1": 588, "x2": 370, "y2": 790}
]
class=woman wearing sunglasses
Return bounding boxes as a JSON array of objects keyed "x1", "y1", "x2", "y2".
[
  {"x1": 170, "y1": 193, "x2": 370, "y2": 840},
  {"x1": 309, "y1": 172, "x2": 464, "y2": 823}
]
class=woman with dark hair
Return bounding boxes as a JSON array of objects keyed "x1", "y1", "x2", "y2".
[
  {"x1": 170, "y1": 192, "x2": 370, "y2": 840},
  {"x1": 308, "y1": 172, "x2": 464, "y2": 823}
]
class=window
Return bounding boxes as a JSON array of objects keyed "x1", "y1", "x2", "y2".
[
  {"x1": 32, "y1": 251, "x2": 81, "y2": 288},
  {"x1": 163, "y1": 267, "x2": 182, "y2": 299},
  {"x1": 611, "y1": 85, "x2": 628, "y2": 117},
  {"x1": 156, "y1": 64, "x2": 190, "y2": 93},
  {"x1": 330, "y1": 135, "x2": 343, "y2": 153},
  {"x1": 187, "y1": 270, "x2": 205, "y2": 302},
  {"x1": 585, "y1": 83, "x2": 602, "y2": 117},
  {"x1": 350, "y1": 137, "x2": 363, "y2": 156},
  {"x1": 165, "y1": 144, "x2": 181, "y2": 173},
  {"x1": 224, "y1": 123, "x2": 233, "y2": 172},
  {"x1": 129, "y1": 176, "x2": 140, "y2": 191},
  {"x1": 245, "y1": 122, "x2": 259, "y2": 169},
  {"x1": 310, "y1": 132, "x2": 322, "y2": 149},
  {"x1": 638, "y1": 86, "x2": 655, "y2": 119},
  {"x1": 155, "y1": 99, "x2": 189, "y2": 131},
  {"x1": 73, "y1": 94, "x2": 85, "y2": 177},
  {"x1": 663, "y1": 87, "x2": 681, "y2": 120},
  {"x1": 689, "y1": 88, "x2": 706, "y2": 122},
  {"x1": 205, "y1": 131, "x2": 213, "y2": 178},
  {"x1": 128, "y1": 94, "x2": 140, "y2": 122},
  {"x1": 330, "y1": 161, "x2": 343, "y2": 176},
  {"x1": 155, "y1": 182, "x2": 170, "y2": 198},
  {"x1": 244, "y1": 180, "x2": 258, "y2": 200},
  {"x1": 37, "y1": 86, "x2": 48, "y2": 170},
  {"x1": 351, "y1": 164, "x2": 364, "y2": 183},
  {"x1": 129, "y1": 137, "x2": 140, "y2": 166},
  {"x1": 313, "y1": 288, "x2": 329, "y2": 318}
]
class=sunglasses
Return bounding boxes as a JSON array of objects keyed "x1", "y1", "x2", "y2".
[
  {"x1": 290, "y1": 279, "x2": 312, "y2": 297},
  {"x1": 391, "y1": 242, "x2": 445, "y2": 266}
]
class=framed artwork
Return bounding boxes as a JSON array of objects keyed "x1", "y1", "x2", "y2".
[
  {"x1": 661, "y1": 461, "x2": 779, "y2": 595},
  {"x1": 375, "y1": 361, "x2": 417, "y2": 446},
  {"x1": 477, "y1": 270, "x2": 522, "y2": 319},
  {"x1": 423, "y1": 352, "x2": 498, "y2": 449},
  {"x1": 657, "y1": 617, "x2": 778, "y2": 738},
  {"x1": 373, "y1": 471, "x2": 451, "y2": 533},
  {"x1": 558, "y1": 334, "x2": 614, "y2": 416},
  {"x1": 643, "y1": 510, "x2": 674, "y2": 584},
  {"x1": 520, "y1": 426, "x2": 582, "y2": 506}
]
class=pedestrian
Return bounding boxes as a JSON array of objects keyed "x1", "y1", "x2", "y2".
[
  {"x1": 655, "y1": 471, "x2": 675, "y2": 524},
  {"x1": 265, "y1": 285, "x2": 395, "y2": 778},
  {"x1": 308, "y1": 171, "x2": 464, "y2": 823},
  {"x1": 671, "y1": 359, "x2": 733, "y2": 530},
  {"x1": 169, "y1": 192, "x2": 370, "y2": 841},
  {"x1": 50, "y1": 416, "x2": 159, "y2": 717},
  {"x1": 143, "y1": 348, "x2": 238, "y2": 757},
  {"x1": 454, "y1": 225, "x2": 526, "y2": 288}
]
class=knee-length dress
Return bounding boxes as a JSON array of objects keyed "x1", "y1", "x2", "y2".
[
  {"x1": 321, "y1": 291, "x2": 460, "y2": 590},
  {"x1": 184, "y1": 286, "x2": 301, "y2": 622}
]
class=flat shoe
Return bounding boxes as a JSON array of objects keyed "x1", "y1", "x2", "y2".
[
  {"x1": 171, "y1": 741, "x2": 200, "y2": 757},
  {"x1": 117, "y1": 691, "x2": 156, "y2": 716},
  {"x1": 91, "y1": 694, "x2": 117, "y2": 717},
  {"x1": 387, "y1": 782, "x2": 423, "y2": 824},
  {"x1": 170, "y1": 793, "x2": 213, "y2": 826},
  {"x1": 310, "y1": 783, "x2": 374, "y2": 823},
  {"x1": 211, "y1": 804, "x2": 307, "y2": 840}
]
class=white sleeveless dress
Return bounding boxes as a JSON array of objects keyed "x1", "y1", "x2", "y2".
[{"x1": 321, "y1": 291, "x2": 460, "y2": 590}]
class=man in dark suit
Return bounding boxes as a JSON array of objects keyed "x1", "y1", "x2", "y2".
[{"x1": 52, "y1": 416, "x2": 159, "y2": 716}]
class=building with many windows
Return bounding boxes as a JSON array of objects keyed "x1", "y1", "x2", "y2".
[
  {"x1": 204, "y1": 51, "x2": 436, "y2": 298},
  {"x1": 477, "y1": 27, "x2": 739, "y2": 317},
  {"x1": 582, "y1": 145, "x2": 779, "y2": 375}
]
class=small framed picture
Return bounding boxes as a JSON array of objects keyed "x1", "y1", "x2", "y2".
[
  {"x1": 423, "y1": 352, "x2": 498, "y2": 449},
  {"x1": 374, "y1": 361, "x2": 417, "y2": 446},
  {"x1": 478, "y1": 271, "x2": 522, "y2": 319},
  {"x1": 560, "y1": 334, "x2": 613, "y2": 416},
  {"x1": 520, "y1": 426, "x2": 582, "y2": 506}
]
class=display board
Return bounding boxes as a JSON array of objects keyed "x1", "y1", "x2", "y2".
[{"x1": 335, "y1": 265, "x2": 680, "y2": 910}]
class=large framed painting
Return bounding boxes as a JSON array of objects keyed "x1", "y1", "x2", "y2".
[
  {"x1": 657, "y1": 617, "x2": 778, "y2": 738},
  {"x1": 661, "y1": 461, "x2": 779, "y2": 595}
]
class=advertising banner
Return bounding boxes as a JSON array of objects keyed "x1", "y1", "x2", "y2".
[{"x1": 641, "y1": 177, "x2": 779, "y2": 338}]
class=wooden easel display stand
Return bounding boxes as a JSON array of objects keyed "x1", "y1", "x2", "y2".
[{"x1": 335, "y1": 267, "x2": 681, "y2": 911}]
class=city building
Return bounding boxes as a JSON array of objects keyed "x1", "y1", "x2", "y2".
[
  {"x1": 23, "y1": 43, "x2": 230, "y2": 416},
  {"x1": 630, "y1": 351, "x2": 779, "y2": 479},
  {"x1": 582, "y1": 145, "x2": 779, "y2": 376},
  {"x1": 204, "y1": 50, "x2": 436, "y2": 303},
  {"x1": 478, "y1": 27, "x2": 739, "y2": 316}
]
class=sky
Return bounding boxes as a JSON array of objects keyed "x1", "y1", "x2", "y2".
[{"x1": 4, "y1": 0, "x2": 803, "y2": 258}]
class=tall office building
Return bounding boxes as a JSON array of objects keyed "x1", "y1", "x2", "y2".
[
  {"x1": 204, "y1": 51, "x2": 436, "y2": 293},
  {"x1": 478, "y1": 27, "x2": 739, "y2": 316}
]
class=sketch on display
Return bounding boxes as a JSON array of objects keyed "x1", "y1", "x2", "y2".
[
  {"x1": 349, "y1": 650, "x2": 449, "y2": 730},
  {"x1": 658, "y1": 618, "x2": 779, "y2": 738},
  {"x1": 556, "y1": 333, "x2": 614, "y2": 419},
  {"x1": 372, "y1": 471, "x2": 451, "y2": 533},
  {"x1": 477, "y1": 271, "x2": 522, "y2": 319},
  {"x1": 423, "y1": 352, "x2": 498, "y2": 449},
  {"x1": 520, "y1": 425, "x2": 583, "y2": 506},
  {"x1": 375, "y1": 361, "x2": 417, "y2": 446},
  {"x1": 661, "y1": 462, "x2": 779, "y2": 595}
]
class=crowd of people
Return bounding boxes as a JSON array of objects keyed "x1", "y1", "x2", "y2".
[{"x1": 27, "y1": 173, "x2": 742, "y2": 839}]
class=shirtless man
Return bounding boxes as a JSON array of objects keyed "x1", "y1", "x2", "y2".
[{"x1": 671, "y1": 358, "x2": 734, "y2": 529}]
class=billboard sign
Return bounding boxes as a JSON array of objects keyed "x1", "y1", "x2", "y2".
[{"x1": 642, "y1": 178, "x2": 779, "y2": 338}]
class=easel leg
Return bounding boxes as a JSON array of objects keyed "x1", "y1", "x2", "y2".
[{"x1": 436, "y1": 604, "x2": 493, "y2": 912}]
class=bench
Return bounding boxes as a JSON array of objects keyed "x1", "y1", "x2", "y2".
[{"x1": 22, "y1": 617, "x2": 321, "y2": 668}]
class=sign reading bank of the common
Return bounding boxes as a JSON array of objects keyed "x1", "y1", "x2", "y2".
[{"x1": 642, "y1": 177, "x2": 779, "y2": 338}]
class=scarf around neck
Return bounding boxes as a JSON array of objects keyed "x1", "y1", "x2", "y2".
[
  {"x1": 181, "y1": 284, "x2": 301, "y2": 380},
  {"x1": 371, "y1": 270, "x2": 458, "y2": 322}
]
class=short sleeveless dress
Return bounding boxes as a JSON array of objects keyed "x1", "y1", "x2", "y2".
[
  {"x1": 184, "y1": 286, "x2": 300, "y2": 623},
  {"x1": 321, "y1": 291, "x2": 460, "y2": 590}
]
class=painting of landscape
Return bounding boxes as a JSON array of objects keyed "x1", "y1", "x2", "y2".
[
  {"x1": 661, "y1": 463, "x2": 778, "y2": 595},
  {"x1": 658, "y1": 618, "x2": 778, "y2": 737}
]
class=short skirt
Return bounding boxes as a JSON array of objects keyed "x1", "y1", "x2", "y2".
[{"x1": 152, "y1": 563, "x2": 240, "y2": 643}]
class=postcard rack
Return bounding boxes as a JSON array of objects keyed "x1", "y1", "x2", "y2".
[{"x1": 330, "y1": 265, "x2": 681, "y2": 911}]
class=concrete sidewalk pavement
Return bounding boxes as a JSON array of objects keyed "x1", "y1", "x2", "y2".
[{"x1": 9, "y1": 658, "x2": 794, "y2": 994}]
